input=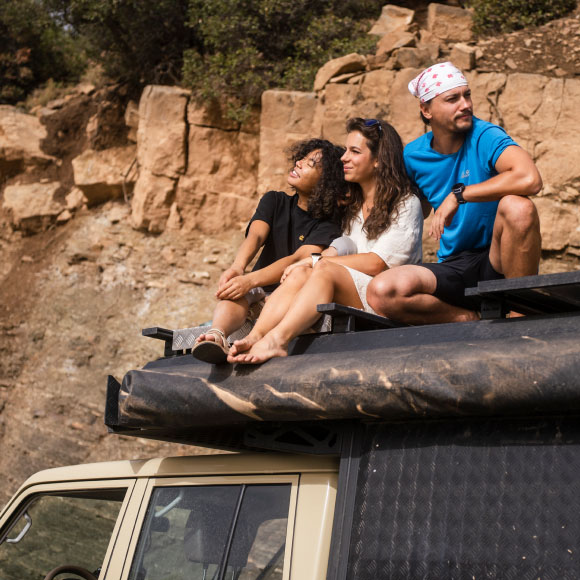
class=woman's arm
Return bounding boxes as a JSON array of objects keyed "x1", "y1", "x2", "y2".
[
  {"x1": 316, "y1": 253, "x2": 386, "y2": 277},
  {"x1": 217, "y1": 220, "x2": 269, "y2": 292},
  {"x1": 216, "y1": 243, "x2": 326, "y2": 301}
]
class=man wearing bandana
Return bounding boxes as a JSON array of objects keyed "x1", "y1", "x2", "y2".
[{"x1": 367, "y1": 61, "x2": 542, "y2": 323}]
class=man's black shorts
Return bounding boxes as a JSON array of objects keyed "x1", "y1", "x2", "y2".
[{"x1": 420, "y1": 248, "x2": 504, "y2": 311}]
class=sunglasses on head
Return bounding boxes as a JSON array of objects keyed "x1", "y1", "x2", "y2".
[{"x1": 364, "y1": 118, "x2": 382, "y2": 133}]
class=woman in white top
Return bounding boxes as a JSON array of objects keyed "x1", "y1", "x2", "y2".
[{"x1": 228, "y1": 117, "x2": 423, "y2": 364}]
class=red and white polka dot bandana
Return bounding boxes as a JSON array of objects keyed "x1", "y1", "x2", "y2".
[{"x1": 408, "y1": 62, "x2": 468, "y2": 103}]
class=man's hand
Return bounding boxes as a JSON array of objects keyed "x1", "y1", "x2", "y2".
[
  {"x1": 216, "y1": 274, "x2": 254, "y2": 301},
  {"x1": 218, "y1": 266, "x2": 244, "y2": 292},
  {"x1": 429, "y1": 192, "x2": 459, "y2": 240}
]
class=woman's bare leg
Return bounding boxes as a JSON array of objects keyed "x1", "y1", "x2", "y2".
[
  {"x1": 197, "y1": 297, "x2": 249, "y2": 344},
  {"x1": 231, "y1": 261, "x2": 363, "y2": 364},
  {"x1": 228, "y1": 266, "x2": 312, "y2": 357}
]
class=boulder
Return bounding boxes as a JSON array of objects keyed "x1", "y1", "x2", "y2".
[
  {"x1": 394, "y1": 47, "x2": 432, "y2": 69},
  {"x1": 0, "y1": 106, "x2": 54, "y2": 178},
  {"x1": 72, "y1": 145, "x2": 137, "y2": 205},
  {"x1": 450, "y1": 43, "x2": 476, "y2": 71},
  {"x1": 130, "y1": 171, "x2": 177, "y2": 234},
  {"x1": 417, "y1": 29, "x2": 441, "y2": 62},
  {"x1": 66, "y1": 187, "x2": 88, "y2": 211},
  {"x1": 427, "y1": 3, "x2": 473, "y2": 43},
  {"x1": 259, "y1": 91, "x2": 318, "y2": 194},
  {"x1": 376, "y1": 30, "x2": 416, "y2": 57},
  {"x1": 369, "y1": 5, "x2": 414, "y2": 37},
  {"x1": 2, "y1": 181, "x2": 63, "y2": 234},
  {"x1": 314, "y1": 54, "x2": 367, "y2": 92},
  {"x1": 137, "y1": 85, "x2": 190, "y2": 179}
]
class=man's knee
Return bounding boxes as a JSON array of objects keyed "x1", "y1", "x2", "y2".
[
  {"x1": 497, "y1": 195, "x2": 540, "y2": 234},
  {"x1": 367, "y1": 271, "x2": 399, "y2": 304},
  {"x1": 367, "y1": 267, "x2": 424, "y2": 311}
]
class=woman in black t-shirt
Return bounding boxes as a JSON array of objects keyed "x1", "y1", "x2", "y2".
[{"x1": 191, "y1": 138, "x2": 347, "y2": 364}]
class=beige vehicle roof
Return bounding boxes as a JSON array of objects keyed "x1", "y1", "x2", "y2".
[{"x1": 15, "y1": 452, "x2": 339, "y2": 492}]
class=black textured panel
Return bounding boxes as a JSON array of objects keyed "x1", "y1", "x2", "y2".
[{"x1": 348, "y1": 418, "x2": 580, "y2": 579}]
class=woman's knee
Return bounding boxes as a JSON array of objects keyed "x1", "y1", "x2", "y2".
[
  {"x1": 286, "y1": 265, "x2": 312, "y2": 286},
  {"x1": 312, "y1": 258, "x2": 340, "y2": 277},
  {"x1": 497, "y1": 196, "x2": 539, "y2": 233}
]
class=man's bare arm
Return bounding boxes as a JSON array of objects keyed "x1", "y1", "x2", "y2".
[{"x1": 430, "y1": 145, "x2": 542, "y2": 240}]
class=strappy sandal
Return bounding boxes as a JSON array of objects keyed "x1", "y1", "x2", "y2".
[{"x1": 191, "y1": 328, "x2": 230, "y2": 364}]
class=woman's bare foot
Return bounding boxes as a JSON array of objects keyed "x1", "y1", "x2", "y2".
[
  {"x1": 227, "y1": 330, "x2": 264, "y2": 360},
  {"x1": 229, "y1": 333, "x2": 288, "y2": 364}
]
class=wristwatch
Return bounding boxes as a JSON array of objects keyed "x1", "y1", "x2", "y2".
[
  {"x1": 311, "y1": 253, "x2": 322, "y2": 266},
  {"x1": 451, "y1": 182, "x2": 466, "y2": 204}
]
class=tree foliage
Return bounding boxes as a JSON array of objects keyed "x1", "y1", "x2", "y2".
[
  {"x1": 45, "y1": 0, "x2": 196, "y2": 86},
  {"x1": 469, "y1": 0, "x2": 577, "y2": 34},
  {"x1": 3, "y1": 0, "x2": 577, "y2": 112},
  {"x1": 183, "y1": 0, "x2": 382, "y2": 120},
  {"x1": 0, "y1": 0, "x2": 86, "y2": 104}
]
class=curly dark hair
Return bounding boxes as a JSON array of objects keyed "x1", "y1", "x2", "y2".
[
  {"x1": 342, "y1": 117, "x2": 417, "y2": 240},
  {"x1": 288, "y1": 138, "x2": 349, "y2": 224}
]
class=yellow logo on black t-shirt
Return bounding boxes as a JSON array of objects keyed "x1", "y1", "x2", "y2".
[{"x1": 299, "y1": 235, "x2": 304, "y2": 241}]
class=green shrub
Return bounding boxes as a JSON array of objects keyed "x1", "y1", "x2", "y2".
[{"x1": 469, "y1": 0, "x2": 577, "y2": 34}]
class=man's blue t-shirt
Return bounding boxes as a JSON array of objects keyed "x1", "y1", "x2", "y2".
[{"x1": 404, "y1": 117, "x2": 517, "y2": 261}]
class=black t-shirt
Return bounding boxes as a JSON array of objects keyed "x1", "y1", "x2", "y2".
[{"x1": 247, "y1": 190, "x2": 341, "y2": 292}]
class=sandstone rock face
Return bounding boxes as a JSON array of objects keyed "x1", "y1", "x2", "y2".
[
  {"x1": 176, "y1": 121, "x2": 259, "y2": 233},
  {"x1": 259, "y1": 90, "x2": 318, "y2": 194},
  {"x1": 450, "y1": 43, "x2": 476, "y2": 71},
  {"x1": 130, "y1": 86, "x2": 189, "y2": 233},
  {"x1": 0, "y1": 106, "x2": 54, "y2": 177},
  {"x1": 3, "y1": 182, "x2": 63, "y2": 233},
  {"x1": 131, "y1": 171, "x2": 177, "y2": 234},
  {"x1": 534, "y1": 197, "x2": 580, "y2": 252},
  {"x1": 427, "y1": 3, "x2": 473, "y2": 43},
  {"x1": 130, "y1": 86, "x2": 260, "y2": 234},
  {"x1": 136, "y1": 85, "x2": 189, "y2": 179},
  {"x1": 124, "y1": 100, "x2": 139, "y2": 143},
  {"x1": 72, "y1": 145, "x2": 136, "y2": 205},
  {"x1": 369, "y1": 5, "x2": 415, "y2": 37},
  {"x1": 314, "y1": 54, "x2": 367, "y2": 92},
  {"x1": 376, "y1": 30, "x2": 416, "y2": 57}
]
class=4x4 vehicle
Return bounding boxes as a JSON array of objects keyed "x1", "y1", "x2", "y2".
[{"x1": 1, "y1": 272, "x2": 580, "y2": 580}]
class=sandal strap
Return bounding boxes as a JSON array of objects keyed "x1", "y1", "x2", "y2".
[{"x1": 204, "y1": 328, "x2": 227, "y2": 346}]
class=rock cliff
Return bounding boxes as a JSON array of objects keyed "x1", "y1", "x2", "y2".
[{"x1": 1, "y1": 2, "x2": 579, "y2": 506}]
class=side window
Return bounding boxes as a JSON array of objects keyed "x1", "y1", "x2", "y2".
[
  {"x1": 0, "y1": 489, "x2": 126, "y2": 579},
  {"x1": 129, "y1": 484, "x2": 291, "y2": 580}
]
